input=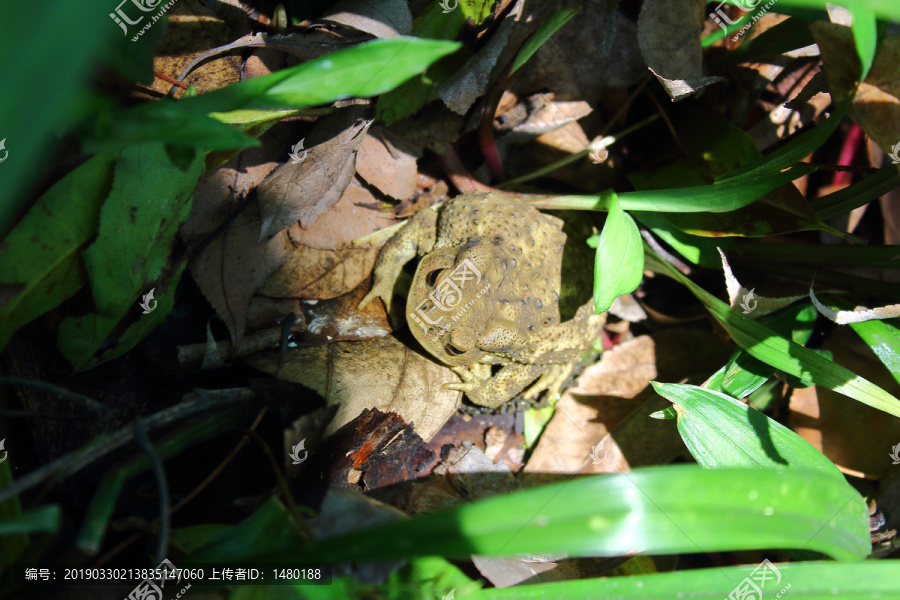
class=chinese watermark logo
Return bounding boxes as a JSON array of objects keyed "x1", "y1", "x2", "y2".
[
  {"x1": 110, "y1": 0, "x2": 178, "y2": 42},
  {"x1": 708, "y1": 0, "x2": 780, "y2": 41},
  {"x1": 289, "y1": 439, "x2": 308, "y2": 465},
  {"x1": 890, "y1": 442, "x2": 900, "y2": 465},
  {"x1": 589, "y1": 440, "x2": 608, "y2": 464},
  {"x1": 0, "y1": 439, "x2": 7, "y2": 464},
  {"x1": 726, "y1": 559, "x2": 790, "y2": 600},
  {"x1": 140, "y1": 289, "x2": 157, "y2": 314},
  {"x1": 409, "y1": 258, "x2": 490, "y2": 339},
  {"x1": 888, "y1": 141, "x2": 900, "y2": 165},
  {"x1": 738, "y1": 288, "x2": 757, "y2": 314},
  {"x1": 438, "y1": 0, "x2": 458, "y2": 14},
  {"x1": 126, "y1": 558, "x2": 190, "y2": 600},
  {"x1": 0, "y1": 138, "x2": 8, "y2": 163},
  {"x1": 289, "y1": 139, "x2": 307, "y2": 165}
]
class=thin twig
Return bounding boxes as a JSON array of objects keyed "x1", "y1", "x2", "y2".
[
  {"x1": 644, "y1": 87, "x2": 685, "y2": 157},
  {"x1": 0, "y1": 388, "x2": 256, "y2": 504},
  {"x1": 0, "y1": 377, "x2": 108, "y2": 414},
  {"x1": 133, "y1": 421, "x2": 170, "y2": 565}
]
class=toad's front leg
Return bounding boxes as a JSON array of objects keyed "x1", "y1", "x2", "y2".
[
  {"x1": 358, "y1": 207, "x2": 438, "y2": 311},
  {"x1": 445, "y1": 362, "x2": 544, "y2": 408}
]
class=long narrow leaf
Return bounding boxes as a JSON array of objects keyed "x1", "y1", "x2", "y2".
[
  {"x1": 646, "y1": 249, "x2": 900, "y2": 418},
  {"x1": 194, "y1": 466, "x2": 870, "y2": 564}
]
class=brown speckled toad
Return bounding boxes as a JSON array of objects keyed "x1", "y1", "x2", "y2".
[{"x1": 359, "y1": 192, "x2": 605, "y2": 408}]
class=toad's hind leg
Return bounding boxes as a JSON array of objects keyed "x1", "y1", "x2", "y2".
[{"x1": 445, "y1": 363, "x2": 543, "y2": 409}]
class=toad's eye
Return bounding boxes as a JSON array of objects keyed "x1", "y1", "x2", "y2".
[
  {"x1": 445, "y1": 343, "x2": 465, "y2": 356},
  {"x1": 425, "y1": 268, "x2": 444, "y2": 288}
]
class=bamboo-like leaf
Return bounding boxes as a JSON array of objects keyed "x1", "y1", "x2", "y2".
[{"x1": 646, "y1": 249, "x2": 900, "y2": 418}]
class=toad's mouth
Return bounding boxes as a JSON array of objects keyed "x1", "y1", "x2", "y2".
[{"x1": 406, "y1": 253, "x2": 491, "y2": 367}]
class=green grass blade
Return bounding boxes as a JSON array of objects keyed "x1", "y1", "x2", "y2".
[
  {"x1": 653, "y1": 382, "x2": 848, "y2": 482},
  {"x1": 715, "y1": 100, "x2": 850, "y2": 188},
  {"x1": 776, "y1": 0, "x2": 900, "y2": 21},
  {"x1": 535, "y1": 165, "x2": 815, "y2": 213},
  {"x1": 850, "y1": 5, "x2": 878, "y2": 80},
  {"x1": 206, "y1": 466, "x2": 870, "y2": 563},
  {"x1": 812, "y1": 165, "x2": 900, "y2": 220},
  {"x1": 510, "y1": 8, "x2": 580, "y2": 74},
  {"x1": 0, "y1": 505, "x2": 60, "y2": 536},
  {"x1": 481, "y1": 561, "x2": 900, "y2": 600},
  {"x1": 849, "y1": 318, "x2": 900, "y2": 387},
  {"x1": 647, "y1": 249, "x2": 900, "y2": 418},
  {"x1": 593, "y1": 196, "x2": 643, "y2": 313}
]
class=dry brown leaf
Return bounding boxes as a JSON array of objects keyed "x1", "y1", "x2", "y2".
[
  {"x1": 244, "y1": 335, "x2": 460, "y2": 440},
  {"x1": 182, "y1": 127, "x2": 294, "y2": 350},
  {"x1": 355, "y1": 126, "x2": 421, "y2": 200},
  {"x1": 510, "y1": 1, "x2": 645, "y2": 102},
  {"x1": 288, "y1": 177, "x2": 395, "y2": 249},
  {"x1": 438, "y1": 4, "x2": 519, "y2": 115},
  {"x1": 320, "y1": 0, "x2": 412, "y2": 38},
  {"x1": 638, "y1": 0, "x2": 725, "y2": 100},
  {"x1": 790, "y1": 327, "x2": 900, "y2": 478},
  {"x1": 257, "y1": 110, "x2": 373, "y2": 238},
  {"x1": 149, "y1": 0, "x2": 241, "y2": 98},
  {"x1": 812, "y1": 23, "x2": 900, "y2": 171},
  {"x1": 258, "y1": 245, "x2": 378, "y2": 300},
  {"x1": 301, "y1": 284, "x2": 391, "y2": 344}
]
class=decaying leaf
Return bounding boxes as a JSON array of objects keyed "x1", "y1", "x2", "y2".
[
  {"x1": 638, "y1": 0, "x2": 725, "y2": 100},
  {"x1": 438, "y1": 3, "x2": 519, "y2": 115},
  {"x1": 718, "y1": 248, "x2": 805, "y2": 317},
  {"x1": 257, "y1": 111, "x2": 373, "y2": 238},
  {"x1": 355, "y1": 126, "x2": 421, "y2": 200},
  {"x1": 183, "y1": 130, "x2": 295, "y2": 351},
  {"x1": 812, "y1": 23, "x2": 900, "y2": 171},
  {"x1": 320, "y1": 0, "x2": 413, "y2": 38},
  {"x1": 288, "y1": 177, "x2": 395, "y2": 250},
  {"x1": 810, "y1": 288, "x2": 900, "y2": 324},
  {"x1": 258, "y1": 245, "x2": 378, "y2": 300},
  {"x1": 244, "y1": 335, "x2": 459, "y2": 441}
]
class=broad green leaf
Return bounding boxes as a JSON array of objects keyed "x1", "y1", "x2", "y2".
[
  {"x1": 653, "y1": 382, "x2": 848, "y2": 483},
  {"x1": 215, "y1": 466, "x2": 869, "y2": 563},
  {"x1": 85, "y1": 38, "x2": 461, "y2": 150},
  {"x1": 850, "y1": 5, "x2": 878, "y2": 80},
  {"x1": 593, "y1": 196, "x2": 643, "y2": 313},
  {"x1": 0, "y1": 505, "x2": 60, "y2": 536},
  {"x1": 481, "y1": 561, "x2": 900, "y2": 600},
  {"x1": 57, "y1": 143, "x2": 204, "y2": 369},
  {"x1": 0, "y1": 153, "x2": 116, "y2": 351},
  {"x1": 647, "y1": 249, "x2": 900, "y2": 419},
  {"x1": 0, "y1": 0, "x2": 113, "y2": 236},
  {"x1": 510, "y1": 8, "x2": 580, "y2": 74}
]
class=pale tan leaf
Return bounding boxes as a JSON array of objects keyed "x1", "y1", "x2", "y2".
[
  {"x1": 638, "y1": 0, "x2": 725, "y2": 100},
  {"x1": 258, "y1": 245, "x2": 379, "y2": 300},
  {"x1": 355, "y1": 127, "x2": 421, "y2": 200},
  {"x1": 244, "y1": 335, "x2": 460, "y2": 441},
  {"x1": 810, "y1": 288, "x2": 900, "y2": 324},
  {"x1": 257, "y1": 113, "x2": 372, "y2": 238},
  {"x1": 320, "y1": 0, "x2": 412, "y2": 38},
  {"x1": 288, "y1": 177, "x2": 396, "y2": 250}
]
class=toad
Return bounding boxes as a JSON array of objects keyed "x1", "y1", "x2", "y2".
[{"x1": 359, "y1": 192, "x2": 605, "y2": 408}]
